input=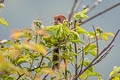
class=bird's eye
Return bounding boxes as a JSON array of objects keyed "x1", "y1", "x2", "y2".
[{"x1": 57, "y1": 18, "x2": 61, "y2": 21}]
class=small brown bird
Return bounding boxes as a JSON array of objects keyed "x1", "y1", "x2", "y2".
[
  {"x1": 54, "y1": 14, "x2": 66, "y2": 25},
  {"x1": 52, "y1": 14, "x2": 66, "y2": 70}
]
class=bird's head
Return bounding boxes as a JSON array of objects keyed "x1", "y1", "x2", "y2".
[{"x1": 54, "y1": 14, "x2": 66, "y2": 25}]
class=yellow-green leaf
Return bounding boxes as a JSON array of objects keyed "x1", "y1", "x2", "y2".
[
  {"x1": 87, "y1": 72, "x2": 101, "y2": 77},
  {"x1": 81, "y1": 9, "x2": 88, "y2": 14},
  {"x1": 102, "y1": 34, "x2": 109, "y2": 41},
  {"x1": 0, "y1": 3, "x2": 4, "y2": 8},
  {"x1": 76, "y1": 26, "x2": 88, "y2": 34},
  {"x1": 22, "y1": 42, "x2": 46, "y2": 55},
  {"x1": 101, "y1": 32, "x2": 114, "y2": 41},
  {"x1": 0, "y1": 17, "x2": 8, "y2": 26},
  {"x1": 84, "y1": 43, "x2": 96, "y2": 52},
  {"x1": 104, "y1": 32, "x2": 114, "y2": 37},
  {"x1": 112, "y1": 77, "x2": 119, "y2": 80}
]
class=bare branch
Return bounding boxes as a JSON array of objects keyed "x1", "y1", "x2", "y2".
[
  {"x1": 92, "y1": 45, "x2": 114, "y2": 66},
  {"x1": 86, "y1": 0, "x2": 103, "y2": 14},
  {"x1": 79, "y1": 46, "x2": 84, "y2": 74},
  {"x1": 73, "y1": 20, "x2": 78, "y2": 79},
  {"x1": 17, "y1": 74, "x2": 24, "y2": 80},
  {"x1": 42, "y1": 73, "x2": 49, "y2": 80},
  {"x1": 68, "y1": 0, "x2": 83, "y2": 21},
  {"x1": 80, "y1": 2, "x2": 120, "y2": 25},
  {"x1": 92, "y1": 26, "x2": 99, "y2": 56}
]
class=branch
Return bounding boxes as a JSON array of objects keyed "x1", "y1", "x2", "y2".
[
  {"x1": 80, "y1": 2, "x2": 120, "y2": 25},
  {"x1": 73, "y1": 20, "x2": 78, "y2": 79},
  {"x1": 92, "y1": 45, "x2": 114, "y2": 66},
  {"x1": 29, "y1": 50, "x2": 52, "y2": 71},
  {"x1": 86, "y1": 0, "x2": 102, "y2": 14},
  {"x1": 79, "y1": 46, "x2": 84, "y2": 74},
  {"x1": 17, "y1": 74, "x2": 24, "y2": 80},
  {"x1": 68, "y1": 0, "x2": 83, "y2": 21},
  {"x1": 72, "y1": 29, "x2": 120, "y2": 80},
  {"x1": 108, "y1": 71, "x2": 120, "y2": 80},
  {"x1": 42, "y1": 73, "x2": 49, "y2": 80},
  {"x1": 92, "y1": 26, "x2": 99, "y2": 56}
]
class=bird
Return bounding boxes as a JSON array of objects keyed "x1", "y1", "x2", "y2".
[
  {"x1": 54, "y1": 14, "x2": 67, "y2": 25},
  {"x1": 52, "y1": 14, "x2": 67, "y2": 70}
]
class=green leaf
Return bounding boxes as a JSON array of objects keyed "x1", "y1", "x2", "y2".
[
  {"x1": 87, "y1": 72, "x2": 102, "y2": 77},
  {"x1": 98, "y1": 76, "x2": 104, "y2": 80},
  {"x1": 88, "y1": 32, "x2": 95, "y2": 39},
  {"x1": 0, "y1": 3, "x2": 4, "y2": 8},
  {"x1": 44, "y1": 25, "x2": 58, "y2": 32},
  {"x1": 74, "y1": 9, "x2": 88, "y2": 20},
  {"x1": 35, "y1": 68, "x2": 42, "y2": 73},
  {"x1": 101, "y1": 34, "x2": 109, "y2": 41},
  {"x1": 74, "y1": 12, "x2": 88, "y2": 20},
  {"x1": 69, "y1": 30, "x2": 80, "y2": 43},
  {"x1": 88, "y1": 66, "x2": 94, "y2": 72},
  {"x1": 83, "y1": 59, "x2": 94, "y2": 72},
  {"x1": 68, "y1": 52, "x2": 79, "y2": 56},
  {"x1": 112, "y1": 77, "x2": 119, "y2": 80},
  {"x1": 0, "y1": 17, "x2": 8, "y2": 26},
  {"x1": 84, "y1": 43, "x2": 96, "y2": 52},
  {"x1": 89, "y1": 50, "x2": 97, "y2": 56},
  {"x1": 16, "y1": 54, "x2": 30, "y2": 64},
  {"x1": 76, "y1": 26, "x2": 88, "y2": 34},
  {"x1": 101, "y1": 32, "x2": 114, "y2": 41},
  {"x1": 105, "y1": 32, "x2": 114, "y2": 37},
  {"x1": 81, "y1": 9, "x2": 88, "y2": 14}
]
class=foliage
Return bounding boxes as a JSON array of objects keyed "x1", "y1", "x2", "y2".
[{"x1": 0, "y1": 4, "x2": 118, "y2": 80}]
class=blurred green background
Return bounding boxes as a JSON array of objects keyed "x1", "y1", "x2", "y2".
[{"x1": 0, "y1": 0, "x2": 120, "y2": 79}]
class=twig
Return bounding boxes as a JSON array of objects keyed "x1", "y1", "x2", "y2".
[
  {"x1": 63, "y1": 42, "x2": 68, "y2": 80},
  {"x1": 68, "y1": 0, "x2": 83, "y2": 21},
  {"x1": 29, "y1": 50, "x2": 52, "y2": 71},
  {"x1": 73, "y1": 20, "x2": 78, "y2": 80},
  {"x1": 72, "y1": 29, "x2": 120, "y2": 80},
  {"x1": 86, "y1": 0, "x2": 102, "y2": 14},
  {"x1": 79, "y1": 46, "x2": 84, "y2": 74},
  {"x1": 108, "y1": 71, "x2": 120, "y2": 80},
  {"x1": 42, "y1": 73, "x2": 49, "y2": 80},
  {"x1": 17, "y1": 74, "x2": 24, "y2": 80},
  {"x1": 68, "y1": 0, "x2": 77, "y2": 21},
  {"x1": 92, "y1": 45, "x2": 114, "y2": 66},
  {"x1": 92, "y1": 26, "x2": 99, "y2": 56},
  {"x1": 80, "y1": 2, "x2": 120, "y2": 25},
  {"x1": 38, "y1": 56, "x2": 44, "y2": 67}
]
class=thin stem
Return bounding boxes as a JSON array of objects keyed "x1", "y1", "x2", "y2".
[
  {"x1": 68, "y1": 0, "x2": 83, "y2": 21},
  {"x1": 92, "y1": 45, "x2": 114, "y2": 66},
  {"x1": 68, "y1": 0, "x2": 78, "y2": 22},
  {"x1": 79, "y1": 46, "x2": 84, "y2": 74},
  {"x1": 86, "y1": 0, "x2": 102, "y2": 14},
  {"x1": 92, "y1": 26, "x2": 99, "y2": 56},
  {"x1": 42, "y1": 73, "x2": 49, "y2": 80},
  {"x1": 80, "y1": 2, "x2": 120, "y2": 25},
  {"x1": 73, "y1": 20, "x2": 78, "y2": 80},
  {"x1": 63, "y1": 43, "x2": 68, "y2": 80},
  {"x1": 17, "y1": 74, "x2": 24, "y2": 80}
]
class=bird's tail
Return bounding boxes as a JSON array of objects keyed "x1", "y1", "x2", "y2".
[{"x1": 52, "y1": 48, "x2": 59, "y2": 70}]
